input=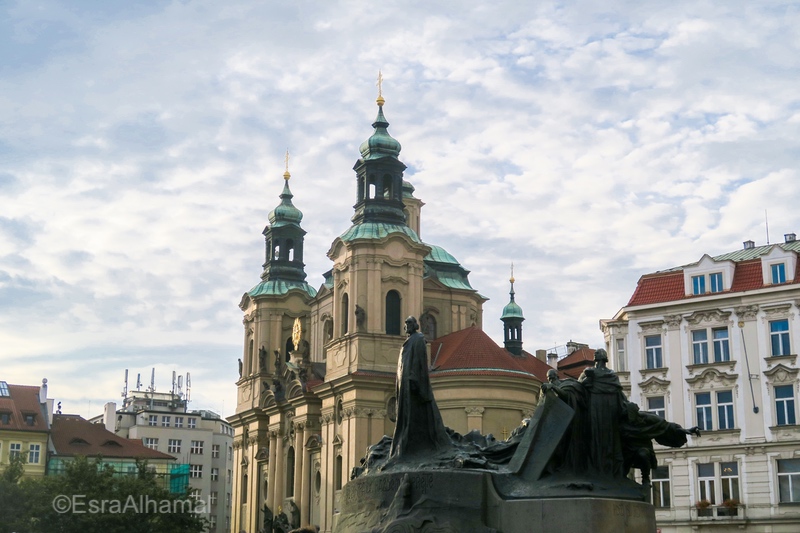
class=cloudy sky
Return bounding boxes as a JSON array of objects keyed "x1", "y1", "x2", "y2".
[{"x1": 2, "y1": 1, "x2": 799, "y2": 417}]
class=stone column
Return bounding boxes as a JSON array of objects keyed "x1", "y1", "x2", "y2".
[
  {"x1": 293, "y1": 422, "x2": 303, "y2": 505},
  {"x1": 465, "y1": 407, "x2": 485, "y2": 433},
  {"x1": 300, "y1": 423, "x2": 311, "y2": 526},
  {"x1": 266, "y1": 431, "x2": 278, "y2": 513},
  {"x1": 273, "y1": 432, "x2": 285, "y2": 512}
]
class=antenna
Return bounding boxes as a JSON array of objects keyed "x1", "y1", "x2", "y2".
[
  {"x1": 177, "y1": 375, "x2": 184, "y2": 398},
  {"x1": 150, "y1": 368, "x2": 155, "y2": 393},
  {"x1": 122, "y1": 369, "x2": 129, "y2": 399},
  {"x1": 765, "y1": 210, "x2": 770, "y2": 244},
  {"x1": 171, "y1": 370, "x2": 177, "y2": 396},
  {"x1": 136, "y1": 373, "x2": 142, "y2": 390},
  {"x1": 186, "y1": 372, "x2": 192, "y2": 403}
]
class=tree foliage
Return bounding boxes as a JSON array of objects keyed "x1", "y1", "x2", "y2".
[{"x1": 0, "y1": 456, "x2": 207, "y2": 533}]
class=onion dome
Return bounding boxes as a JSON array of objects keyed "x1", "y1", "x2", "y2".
[
  {"x1": 268, "y1": 170, "x2": 303, "y2": 228},
  {"x1": 358, "y1": 98, "x2": 402, "y2": 161}
]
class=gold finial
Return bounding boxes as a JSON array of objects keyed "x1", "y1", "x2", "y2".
[
  {"x1": 292, "y1": 317, "x2": 302, "y2": 352},
  {"x1": 283, "y1": 149, "x2": 291, "y2": 180},
  {"x1": 510, "y1": 263, "x2": 515, "y2": 284},
  {"x1": 376, "y1": 70, "x2": 385, "y2": 107}
]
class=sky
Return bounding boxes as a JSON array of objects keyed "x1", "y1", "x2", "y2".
[{"x1": 1, "y1": 0, "x2": 799, "y2": 418}]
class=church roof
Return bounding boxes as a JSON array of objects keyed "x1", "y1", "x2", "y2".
[
  {"x1": 429, "y1": 326, "x2": 547, "y2": 381},
  {"x1": 358, "y1": 104, "x2": 402, "y2": 161},
  {"x1": 267, "y1": 180, "x2": 303, "y2": 228},
  {"x1": 339, "y1": 222, "x2": 422, "y2": 243},
  {"x1": 248, "y1": 279, "x2": 317, "y2": 298}
]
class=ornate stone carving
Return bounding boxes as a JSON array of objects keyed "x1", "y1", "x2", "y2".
[
  {"x1": 465, "y1": 407, "x2": 485, "y2": 416},
  {"x1": 735, "y1": 305, "x2": 759, "y2": 322},
  {"x1": 685, "y1": 367, "x2": 738, "y2": 388},
  {"x1": 762, "y1": 303, "x2": 792, "y2": 319},
  {"x1": 639, "y1": 376, "x2": 671, "y2": 395},
  {"x1": 685, "y1": 309, "x2": 731, "y2": 326},
  {"x1": 764, "y1": 364, "x2": 799, "y2": 383},
  {"x1": 638, "y1": 320, "x2": 665, "y2": 335},
  {"x1": 664, "y1": 314, "x2": 683, "y2": 330}
]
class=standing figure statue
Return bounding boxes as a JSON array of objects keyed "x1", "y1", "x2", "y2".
[
  {"x1": 540, "y1": 369, "x2": 588, "y2": 475},
  {"x1": 390, "y1": 316, "x2": 451, "y2": 459},
  {"x1": 579, "y1": 348, "x2": 627, "y2": 478}
]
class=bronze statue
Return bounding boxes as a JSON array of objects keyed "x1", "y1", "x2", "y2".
[{"x1": 389, "y1": 316, "x2": 451, "y2": 459}]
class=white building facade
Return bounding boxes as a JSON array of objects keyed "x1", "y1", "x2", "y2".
[
  {"x1": 94, "y1": 390, "x2": 234, "y2": 533},
  {"x1": 602, "y1": 235, "x2": 800, "y2": 532}
]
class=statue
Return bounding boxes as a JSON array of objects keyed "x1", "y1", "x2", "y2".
[
  {"x1": 354, "y1": 305, "x2": 366, "y2": 331},
  {"x1": 389, "y1": 316, "x2": 451, "y2": 459},
  {"x1": 262, "y1": 504, "x2": 273, "y2": 533},
  {"x1": 578, "y1": 348, "x2": 626, "y2": 478},
  {"x1": 238, "y1": 358, "x2": 243, "y2": 378},
  {"x1": 259, "y1": 346, "x2": 267, "y2": 371},
  {"x1": 540, "y1": 369, "x2": 588, "y2": 475}
]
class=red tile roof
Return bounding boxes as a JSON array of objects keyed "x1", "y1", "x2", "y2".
[
  {"x1": 0, "y1": 384, "x2": 49, "y2": 432},
  {"x1": 729, "y1": 259, "x2": 763, "y2": 292},
  {"x1": 627, "y1": 271, "x2": 685, "y2": 306},
  {"x1": 557, "y1": 346, "x2": 596, "y2": 379},
  {"x1": 51, "y1": 415, "x2": 174, "y2": 461},
  {"x1": 429, "y1": 326, "x2": 545, "y2": 381}
]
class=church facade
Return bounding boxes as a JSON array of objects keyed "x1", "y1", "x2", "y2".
[{"x1": 228, "y1": 95, "x2": 551, "y2": 533}]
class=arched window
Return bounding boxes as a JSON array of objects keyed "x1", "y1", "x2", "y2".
[
  {"x1": 286, "y1": 239, "x2": 294, "y2": 261},
  {"x1": 248, "y1": 339, "x2": 254, "y2": 371},
  {"x1": 334, "y1": 454, "x2": 343, "y2": 491},
  {"x1": 266, "y1": 239, "x2": 272, "y2": 260},
  {"x1": 383, "y1": 174, "x2": 393, "y2": 199},
  {"x1": 341, "y1": 294, "x2": 349, "y2": 335},
  {"x1": 241, "y1": 471, "x2": 248, "y2": 504},
  {"x1": 421, "y1": 313, "x2": 437, "y2": 341},
  {"x1": 385, "y1": 290, "x2": 402, "y2": 335},
  {"x1": 285, "y1": 337, "x2": 294, "y2": 362},
  {"x1": 273, "y1": 240, "x2": 281, "y2": 261},
  {"x1": 286, "y1": 447, "x2": 295, "y2": 497}
]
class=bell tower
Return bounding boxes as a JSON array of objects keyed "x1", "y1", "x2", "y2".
[{"x1": 501, "y1": 266, "x2": 525, "y2": 356}]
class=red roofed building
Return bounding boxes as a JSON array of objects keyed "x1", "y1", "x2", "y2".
[
  {"x1": 0, "y1": 379, "x2": 53, "y2": 478},
  {"x1": 601, "y1": 235, "x2": 800, "y2": 531}
]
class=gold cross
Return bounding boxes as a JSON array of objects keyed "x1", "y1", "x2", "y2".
[
  {"x1": 283, "y1": 149, "x2": 290, "y2": 180},
  {"x1": 501, "y1": 426, "x2": 509, "y2": 440},
  {"x1": 376, "y1": 70, "x2": 383, "y2": 99},
  {"x1": 510, "y1": 263, "x2": 515, "y2": 284}
]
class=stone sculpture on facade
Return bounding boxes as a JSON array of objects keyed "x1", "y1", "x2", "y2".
[{"x1": 336, "y1": 326, "x2": 698, "y2": 532}]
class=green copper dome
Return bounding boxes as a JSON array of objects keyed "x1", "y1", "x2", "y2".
[
  {"x1": 358, "y1": 105, "x2": 401, "y2": 161},
  {"x1": 501, "y1": 280, "x2": 525, "y2": 319},
  {"x1": 268, "y1": 180, "x2": 303, "y2": 227}
]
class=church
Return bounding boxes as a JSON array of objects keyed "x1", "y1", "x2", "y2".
[{"x1": 228, "y1": 91, "x2": 553, "y2": 533}]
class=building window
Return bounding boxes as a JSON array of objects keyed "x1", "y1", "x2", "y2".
[
  {"x1": 226, "y1": 492, "x2": 231, "y2": 506},
  {"x1": 211, "y1": 467, "x2": 219, "y2": 481},
  {"x1": 775, "y1": 385, "x2": 797, "y2": 426},
  {"x1": 696, "y1": 393, "x2": 713, "y2": 431},
  {"x1": 190, "y1": 464, "x2": 203, "y2": 478},
  {"x1": 692, "y1": 330, "x2": 709, "y2": 364},
  {"x1": 647, "y1": 396, "x2": 666, "y2": 419},
  {"x1": 710, "y1": 272, "x2": 723, "y2": 293},
  {"x1": 385, "y1": 290, "x2": 402, "y2": 335},
  {"x1": 697, "y1": 462, "x2": 716, "y2": 503},
  {"x1": 209, "y1": 515, "x2": 217, "y2": 529},
  {"x1": 161, "y1": 416, "x2": 170, "y2": 427},
  {"x1": 778, "y1": 459, "x2": 800, "y2": 503},
  {"x1": 9, "y1": 442, "x2": 21, "y2": 460},
  {"x1": 334, "y1": 454, "x2": 343, "y2": 491},
  {"x1": 212, "y1": 444, "x2": 220, "y2": 458},
  {"x1": 241, "y1": 472, "x2": 248, "y2": 504},
  {"x1": 227, "y1": 469, "x2": 232, "y2": 484},
  {"x1": 174, "y1": 416, "x2": 184, "y2": 428},
  {"x1": 652, "y1": 466, "x2": 671, "y2": 508},
  {"x1": 168, "y1": 439, "x2": 181, "y2": 453},
  {"x1": 721, "y1": 462, "x2": 740, "y2": 502},
  {"x1": 209, "y1": 491, "x2": 217, "y2": 506},
  {"x1": 0, "y1": 412, "x2": 10, "y2": 424},
  {"x1": 341, "y1": 293, "x2": 349, "y2": 335},
  {"x1": 286, "y1": 447, "x2": 295, "y2": 497},
  {"x1": 615, "y1": 338, "x2": 626, "y2": 372},
  {"x1": 148, "y1": 415, "x2": 158, "y2": 426},
  {"x1": 772, "y1": 263, "x2": 787, "y2": 284},
  {"x1": 24, "y1": 414, "x2": 36, "y2": 426},
  {"x1": 191, "y1": 440, "x2": 204, "y2": 454},
  {"x1": 645, "y1": 335, "x2": 663, "y2": 369},
  {"x1": 717, "y1": 391, "x2": 735, "y2": 429},
  {"x1": 712, "y1": 328, "x2": 730, "y2": 362},
  {"x1": 692, "y1": 275, "x2": 706, "y2": 295},
  {"x1": 770, "y1": 319, "x2": 791, "y2": 356},
  {"x1": 144, "y1": 438, "x2": 159, "y2": 450},
  {"x1": 188, "y1": 418, "x2": 197, "y2": 429},
  {"x1": 28, "y1": 444, "x2": 40, "y2": 464}
]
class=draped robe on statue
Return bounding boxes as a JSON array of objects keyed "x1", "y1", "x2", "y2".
[
  {"x1": 579, "y1": 366, "x2": 626, "y2": 478},
  {"x1": 390, "y1": 331, "x2": 451, "y2": 458}
]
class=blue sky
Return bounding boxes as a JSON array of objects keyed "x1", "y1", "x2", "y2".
[{"x1": 2, "y1": 0, "x2": 799, "y2": 417}]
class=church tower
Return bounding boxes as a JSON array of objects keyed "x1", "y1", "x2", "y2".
[{"x1": 501, "y1": 268, "x2": 525, "y2": 356}]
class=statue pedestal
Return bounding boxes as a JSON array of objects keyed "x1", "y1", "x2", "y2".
[{"x1": 334, "y1": 470, "x2": 655, "y2": 533}]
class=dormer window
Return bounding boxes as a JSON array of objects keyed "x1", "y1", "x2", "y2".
[
  {"x1": 24, "y1": 414, "x2": 36, "y2": 426},
  {"x1": 692, "y1": 275, "x2": 706, "y2": 295},
  {"x1": 771, "y1": 263, "x2": 787, "y2": 284},
  {"x1": 709, "y1": 272, "x2": 723, "y2": 293},
  {"x1": 0, "y1": 412, "x2": 11, "y2": 424}
]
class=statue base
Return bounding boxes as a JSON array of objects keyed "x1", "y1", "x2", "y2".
[{"x1": 333, "y1": 470, "x2": 656, "y2": 533}]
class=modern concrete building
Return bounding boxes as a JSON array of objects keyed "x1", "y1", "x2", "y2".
[
  {"x1": 602, "y1": 234, "x2": 800, "y2": 532},
  {"x1": 0, "y1": 378, "x2": 52, "y2": 478},
  {"x1": 94, "y1": 387, "x2": 234, "y2": 533},
  {"x1": 229, "y1": 95, "x2": 553, "y2": 533}
]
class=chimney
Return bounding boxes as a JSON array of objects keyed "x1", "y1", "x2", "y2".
[
  {"x1": 535, "y1": 349, "x2": 547, "y2": 363},
  {"x1": 743, "y1": 240, "x2": 755, "y2": 250},
  {"x1": 547, "y1": 352, "x2": 558, "y2": 368},
  {"x1": 785, "y1": 233, "x2": 796, "y2": 243},
  {"x1": 39, "y1": 378, "x2": 48, "y2": 403}
]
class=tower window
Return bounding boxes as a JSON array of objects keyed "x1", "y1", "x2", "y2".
[
  {"x1": 386, "y1": 290, "x2": 402, "y2": 335},
  {"x1": 342, "y1": 294, "x2": 349, "y2": 335},
  {"x1": 286, "y1": 447, "x2": 295, "y2": 497},
  {"x1": 286, "y1": 239, "x2": 294, "y2": 261}
]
